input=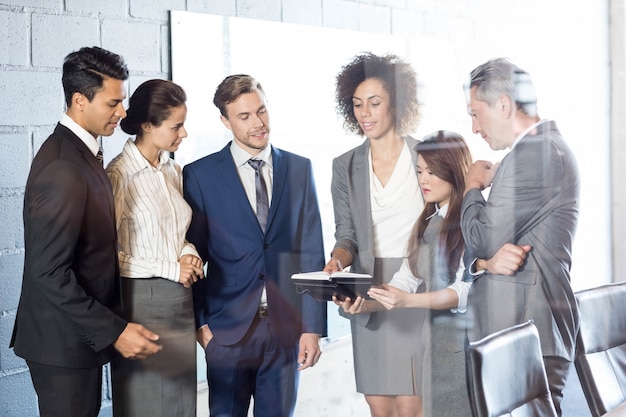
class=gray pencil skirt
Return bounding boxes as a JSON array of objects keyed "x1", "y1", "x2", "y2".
[
  {"x1": 351, "y1": 257, "x2": 426, "y2": 395},
  {"x1": 111, "y1": 277, "x2": 196, "y2": 417}
]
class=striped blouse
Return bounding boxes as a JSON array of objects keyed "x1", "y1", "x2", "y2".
[{"x1": 106, "y1": 139, "x2": 200, "y2": 282}]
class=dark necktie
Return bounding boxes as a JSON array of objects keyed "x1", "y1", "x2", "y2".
[
  {"x1": 247, "y1": 159, "x2": 269, "y2": 232},
  {"x1": 96, "y1": 147, "x2": 104, "y2": 166}
]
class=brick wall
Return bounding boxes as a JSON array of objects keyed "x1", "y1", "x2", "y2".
[
  {"x1": 0, "y1": 1, "x2": 449, "y2": 415},
  {"x1": 0, "y1": 1, "x2": 616, "y2": 416}
]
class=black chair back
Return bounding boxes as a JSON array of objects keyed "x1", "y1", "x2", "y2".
[
  {"x1": 467, "y1": 320, "x2": 557, "y2": 417},
  {"x1": 575, "y1": 281, "x2": 626, "y2": 417}
]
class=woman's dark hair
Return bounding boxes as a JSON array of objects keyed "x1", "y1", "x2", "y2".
[
  {"x1": 120, "y1": 79, "x2": 187, "y2": 136},
  {"x1": 62, "y1": 46, "x2": 129, "y2": 107},
  {"x1": 406, "y1": 131, "x2": 473, "y2": 282},
  {"x1": 335, "y1": 52, "x2": 420, "y2": 137}
]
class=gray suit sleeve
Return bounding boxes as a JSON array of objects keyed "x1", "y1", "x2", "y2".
[
  {"x1": 330, "y1": 157, "x2": 358, "y2": 257},
  {"x1": 461, "y1": 137, "x2": 566, "y2": 258}
]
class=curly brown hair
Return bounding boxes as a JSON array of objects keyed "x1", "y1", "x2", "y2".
[{"x1": 335, "y1": 52, "x2": 421, "y2": 137}]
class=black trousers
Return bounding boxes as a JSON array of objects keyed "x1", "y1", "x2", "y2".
[{"x1": 27, "y1": 360, "x2": 102, "y2": 417}]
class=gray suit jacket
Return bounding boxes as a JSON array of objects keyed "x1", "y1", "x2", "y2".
[
  {"x1": 461, "y1": 120, "x2": 579, "y2": 360},
  {"x1": 330, "y1": 136, "x2": 419, "y2": 325}
]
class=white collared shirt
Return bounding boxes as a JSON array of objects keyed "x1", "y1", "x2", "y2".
[
  {"x1": 230, "y1": 141, "x2": 273, "y2": 306},
  {"x1": 60, "y1": 113, "x2": 100, "y2": 157},
  {"x1": 106, "y1": 139, "x2": 200, "y2": 282},
  {"x1": 510, "y1": 119, "x2": 548, "y2": 149},
  {"x1": 230, "y1": 141, "x2": 273, "y2": 211}
]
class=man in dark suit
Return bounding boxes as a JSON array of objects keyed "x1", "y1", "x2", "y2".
[
  {"x1": 10, "y1": 46, "x2": 162, "y2": 417},
  {"x1": 461, "y1": 58, "x2": 580, "y2": 416},
  {"x1": 183, "y1": 74, "x2": 327, "y2": 417}
]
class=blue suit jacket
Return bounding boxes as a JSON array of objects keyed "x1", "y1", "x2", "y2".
[{"x1": 183, "y1": 143, "x2": 327, "y2": 347}]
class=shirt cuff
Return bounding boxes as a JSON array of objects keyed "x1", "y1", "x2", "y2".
[{"x1": 469, "y1": 258, "x2": 486, "y2": 276}]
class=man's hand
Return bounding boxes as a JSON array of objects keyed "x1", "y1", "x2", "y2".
[
  {"x1": 113, "y1": 322, "x2": 162, "y2": 360},
  {"x1": 178, "y1": 254, "x2": 205, "y2": 288},
  {"x1": 479, "y1": 243, "x2": 532, "y2": 275},
  {"x1": 465, "y1": 160, "x2": 499, "y2": 194},
  {"x1": 196, "y1": 325, "x2": 214, "y2": 349},
  {"x1": 297, "y1": 333, "x2": 322, "y2": 370}
]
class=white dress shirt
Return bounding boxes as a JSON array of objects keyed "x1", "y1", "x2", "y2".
[
  {"x1": 230, "y1": 141, "x2": 273, "y2": 210},
  {"x1": 60, "y1": 113, "x2": 100, "y2": 158},
  {"x1": 106, "y1": 139, "x2": 199, "y2": 282},
  {"x1": 230, "y1": 141, "x2": 273, "y2": 306}
]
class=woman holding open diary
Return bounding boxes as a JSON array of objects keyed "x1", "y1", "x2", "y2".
[{"x1": 323, "y1": 52, "x2": 426, "y2": 417}]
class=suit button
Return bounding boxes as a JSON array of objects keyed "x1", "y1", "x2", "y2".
[
  {"x1": 263, "y1": 243, "x2": 269, "y2": 249},
  {"x1": 258, "y1": 273, "x2": 265, "y2": 280}
]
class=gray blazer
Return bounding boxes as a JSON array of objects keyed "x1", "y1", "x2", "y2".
[
  {"x1": 461, "y1": 120, "x2": 580, "y2": 360},
  {"x1": 330, "y1": 136, "x2": 419, "y2": 324}
]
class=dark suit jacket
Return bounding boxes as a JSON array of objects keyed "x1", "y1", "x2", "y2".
[
  {"x1": 183, "y1": 143, "x2": 327, "y2": 347},
  {"x1": 461, "y1": 120, "x2": 580, "y2": 360},
  {"x1": 11, "y1": 123, "x2": 127, "y2": 368}
]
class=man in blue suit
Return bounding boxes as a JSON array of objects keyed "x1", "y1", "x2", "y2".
[{"x1": 183, "y1": 74, "x2": 327, "y2": 417}]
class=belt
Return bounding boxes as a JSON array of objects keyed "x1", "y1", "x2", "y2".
[{"x1": 258, "y1": 306, "x2": 269, "y2": 318}]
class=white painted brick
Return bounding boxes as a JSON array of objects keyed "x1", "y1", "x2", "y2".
[
  {"x1": 391, "y1": 8, "x2": 424, "y2": 37},
  {"x1": 0, "y1": 253, "x2": 24, "y2": 312},
  {"x1": 0, "y1": 134, "x2": 29, "y2": 189},
  {"x1": 322, "y1": 0, "x2": 360, "y2": 31},
  {"x1": 373, "y1": 0, "x2": 406, "y2": 7},
  {"x1": 0, "y1": 71, "x2": 63, "y2": 126},
  {"x1": 0, "y1": 194, "x2": 24, "y2": 249},
  {"x1": 32, "y1": 14, "x2": 99, "y2": 68},
  {"x1": 1, "y1": 0, "x2": 62, "y2": 9},
  {"x1": 283, "y1": 0, "x2": 323, "y2": 26},
  {"x1": 406, "y1": 0, "x2": 437, "y2": 12},
  {"x1": 130, "y1": 0, "x2": 186, "y2": 21},
  {"x1": 0, "y1": 11, "x2": 29, "y2": 66},
  {"x1": 359, "y1": 3, "x2": 391, "y2": 33},
  {"x1": 187, "y1": 0, "x2": 236, "y2": 16},
  {"x1": 0, "y1": 356, "x2": 36, "y2": 410},
  {"x1": 102, "y1": 20, "x2": 161, "y2": 72},
  {"x1": 161, "y1": 24, "x2": 170, "y2": 74},
  {"x1": 66, "y1": 0, "x2": 127, "y2": 17},
  {"x1": 237, "y1": 0, "x2": 281, "y2": 22},
  {"x1": 33, "y1": 126, "x2": 57, "y2": 157}
]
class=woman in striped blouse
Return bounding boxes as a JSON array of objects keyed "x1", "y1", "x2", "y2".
[{"x1": 106, "y1": 79, "x2": 204, "y2": 417}]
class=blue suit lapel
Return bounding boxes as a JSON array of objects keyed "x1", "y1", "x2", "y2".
[
  {"x1": 215, "y1": 145, "x2": 264, "y2": 233},
  {"x1": 266, "y1": 146, "x2": 285, "y2": 233}
]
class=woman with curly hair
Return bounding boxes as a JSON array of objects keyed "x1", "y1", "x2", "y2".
[{"x1": 323, "y1": 52, "x2": 426, "y2": 417}]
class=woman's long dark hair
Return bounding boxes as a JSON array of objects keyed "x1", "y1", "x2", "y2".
[{"x1": 406, "y1": 131, "x2": 473, "y2": 282}]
